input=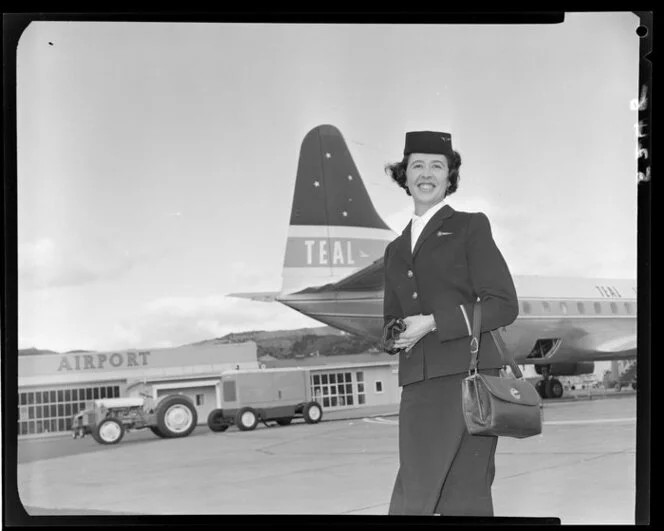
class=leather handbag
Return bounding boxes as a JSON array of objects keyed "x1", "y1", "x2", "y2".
[
  {"x1": 461, "y1": 303, "x2": 543, "y2": 438},
  {"x1": 382, "y1": 318, "x2": 407, "y2": 355}
]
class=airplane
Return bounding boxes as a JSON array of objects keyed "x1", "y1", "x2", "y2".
[{"x1": 230, "y1": 124, "x2": 637, "y2": 400}]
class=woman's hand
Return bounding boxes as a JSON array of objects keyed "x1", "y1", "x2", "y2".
[{"x1": 392, "y1": 314, "x2": 437, "y2": 352}]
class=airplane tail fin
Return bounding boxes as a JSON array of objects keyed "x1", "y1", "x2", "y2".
[{"x1": 281, "y1": 124, "x2": 396, "y2": 295}]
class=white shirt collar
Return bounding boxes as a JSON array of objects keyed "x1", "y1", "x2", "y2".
[
  {"x1": 410, "y1": 199, "x2": 447, "y2": 252},
  {"x1": 411, "y1": 199, "x2": 447, "y2": 226}
]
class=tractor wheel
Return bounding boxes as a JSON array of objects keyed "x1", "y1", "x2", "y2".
[
  {"x1": 149, "y1": 426, "x2": 167, "y2": 438},
  {"x1": 303, "y1": 402, "x2": 323, "y2": 424},
  {"x1": 235, "y1": 407, "x2": 259, "y2": 431},
  {"x1": 92, "y1": 417, "x2": 125, "y2": 445},
  {"x1": 154, "y1": 395, "x2": 198, "y2": 438},
  {"x1": 207, "y1": 409, "x2": 230, "y2": 432}
]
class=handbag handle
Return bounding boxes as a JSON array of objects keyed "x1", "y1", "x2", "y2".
[{"x1": 468, "y1": 302, "x2": 524, "y2": 379}]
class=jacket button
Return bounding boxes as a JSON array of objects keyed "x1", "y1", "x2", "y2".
[
  {"x1": 412, "y1": 292, "x2": 418, "y2": 299},
  {"x1": 407, "y1": 270, "x2": 413, "y2": 278}
]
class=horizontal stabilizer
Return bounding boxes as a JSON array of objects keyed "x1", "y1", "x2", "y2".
[{"x1": 227, "y1": 291, "x2": 281, "y2": 303}]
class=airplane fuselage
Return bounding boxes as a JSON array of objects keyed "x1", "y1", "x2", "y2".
[{"x1": 277, "y1": 278, "x2": 637, "y2": 365}]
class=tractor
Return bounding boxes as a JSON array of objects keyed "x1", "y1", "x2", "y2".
[{"x1": 71, "y1": 393, "x2": 198, "y2": 445}]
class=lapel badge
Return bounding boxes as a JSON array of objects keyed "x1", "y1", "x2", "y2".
[{"x1": 437, "y1": 231, "x2": 453, "y2": 237}]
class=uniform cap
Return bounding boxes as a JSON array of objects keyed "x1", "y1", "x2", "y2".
[{"x1": 404, "y1": 131, "x2": 453, "y2": 157}]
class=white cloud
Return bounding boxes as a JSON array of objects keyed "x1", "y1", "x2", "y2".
[
  {"x1": 225, "y1": 261, "x2": 282, "y2": 292},
  {"x1": 107, "y1": 295, "x2": 321, "y2": 349},
  {"x1": 19, "y1": 237, "x2": 138, "y2": 290},
  {"x1": 384, "y1": 206, "x2": 411, "y2": 234}
]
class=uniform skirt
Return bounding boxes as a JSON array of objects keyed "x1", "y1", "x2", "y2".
[{"x1": 388, "y1": 369, "x2": 500, "y2": 516}]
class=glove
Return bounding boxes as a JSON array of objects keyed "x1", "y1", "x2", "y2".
[{"x1": 382, "y1": 318, "x2": 407, "y2": 355}]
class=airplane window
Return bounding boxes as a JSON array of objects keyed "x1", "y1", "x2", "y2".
[
  {"x1": 610, "y1": 302, "x2": 618, "y2": 314},
  {"x1": 522, "y1": 302, "x2": 532, "y2": 314},
  {"x1": 594, "y1": 302, "x2": 602, "y2": 314},
  {"x1": 624, "y1": 302, "x2": 633, "y2": 314},
  {"x1": 559, "y1": 302, "x2": 568, "y2": 314},
  {"x1": 577, "y1": 302, "x2": 586, "y2": 314},
  {"x1": 542, "y1": 301, "x2": 551, "y2": 312}
]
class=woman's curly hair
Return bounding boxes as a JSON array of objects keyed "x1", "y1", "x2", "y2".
[{"x1": 385, "y1": 151, "x2": 462, "y2": 197}]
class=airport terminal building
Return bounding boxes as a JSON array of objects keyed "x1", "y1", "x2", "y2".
[
  {"x1": 18, "y1": 342, "x2": 260, "y2": 438},
  {"x1": 18, "y1": 343, "x2": 401, "y2": 439}
]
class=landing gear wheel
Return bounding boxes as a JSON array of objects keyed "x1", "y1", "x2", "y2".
[
  {"x1": 235, "y1": 407, "x2": 259, "y2": 431},
  {"x1": 545, "y1": 379, "x2": 564, "y2": 399},
  {"x1": 303, "y1": 402, "x2": 323, "y2": 424},
  {"x1": 208, "y1": 409, "x2": 230, "y2": 432},
  {"x1": 155, "y1": 395, "x2": 198, "y2": 438},
  {"x1": 535, "y1": 380, "x2": 547, "y2": 399},
  {"x1": 92, "y1": 417, "x2": 125, "y2": 445},
  {"x1": 276, "y1": 418, "x2": 293, "y2": 426}
]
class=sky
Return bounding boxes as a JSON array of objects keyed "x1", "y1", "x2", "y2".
[{"x1": 16, "y1": 14, "x2": 640, "y2": 360}]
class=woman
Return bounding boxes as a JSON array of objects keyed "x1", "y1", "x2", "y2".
[{"x1": 383, "y1": 130, "x2": 519, "y2": 516}]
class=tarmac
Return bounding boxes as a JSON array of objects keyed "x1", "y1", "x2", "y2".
[{"x1": 15, "y1": 390, "x2": 638, "y2": 524}]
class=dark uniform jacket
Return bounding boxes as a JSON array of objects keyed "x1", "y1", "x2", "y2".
[{"x1": 383, "y1": 204, "x2": 519, "y2": 387}]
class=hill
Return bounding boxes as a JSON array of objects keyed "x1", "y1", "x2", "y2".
[
  {"x1": 19, "y1": 326, "x2": 381, "y2": 359},
  {"x1": 190, "y1": 326, "x2": 379, "y2": 360},
  {"x1": 17, "y1": 347, "x2": 62, "y2": 356},
  {"x1": 190, "y1": 325, "x2": 344, "y2": 345}
]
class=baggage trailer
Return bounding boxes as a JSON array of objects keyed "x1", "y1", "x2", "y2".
[{"x1": 207, "y1": 367, "x2": 322, "y2": 432}]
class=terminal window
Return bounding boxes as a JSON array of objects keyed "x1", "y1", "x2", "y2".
[
  {"x1": 375, "y1": 381, "x2": 383, "y2": 393},
  {"x1": 311, "y1": 371, "x2": 356, "y2": 408},
  {"x1": 356, "y1": 371, "x2": 366, "y2": 405},
  {"x1": 18, "y1": 385, "x2": 120, "y2": 436}
]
